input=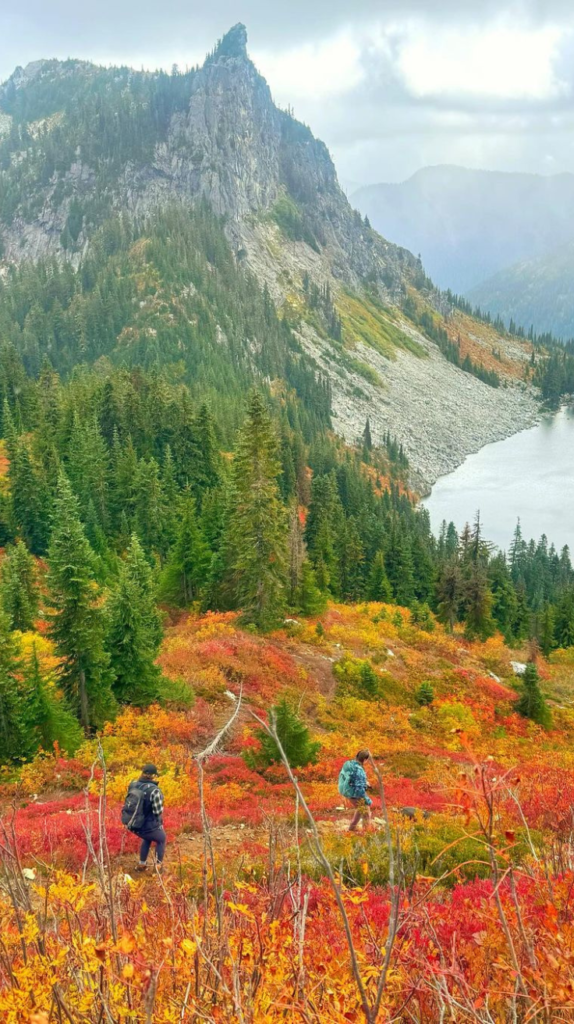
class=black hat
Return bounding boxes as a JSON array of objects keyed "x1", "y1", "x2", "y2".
[{"x1": 141, "y1": 763, "x2": 159, "y2": 777}]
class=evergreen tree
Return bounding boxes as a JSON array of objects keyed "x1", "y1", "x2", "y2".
[
  {"x1": 389, "y1": 533, "x2": 416, "y2": 607},
  {"x1": 416, "y1": 681, "x2": 435, "y2": 706},
  {"x1": 509, "y1": 520, "x2": 527, "y2": 583},
  {"x1": 287, "y1": 504, "x2": 305, "y2": 606},
  {"x1": 280, "y1": 429, "x2": 297, "y2": 501},
  {"x1": 161, "y1": 444, "x2": 179, "y2": 546},
  {"x1": 296, "y1": 559, "x2": 326, "y2": 616},
  {"x1": 555, "y1": 589, "x2": 574, "y2": 648},
  {"x1": 245, "y1": 698, "x2": 321, "y2": 769},
  {"x1": 338, "y1": 517, "x2": 366, "y2": 601},
  {"x1": 107, "y1": 534, "x2": 163, "y2": 706},
  {"x1": 227, "y1": 392, "x2": 287, "y2": 629},
  {"x1": 362, "y1": 418, "x2": 372, "y2": 461},
  {"x1": 135, "y1": 457, "x2": 166, "y2": 557},
  {"x1": 5, "y1": 406, "x2": 51, "y2": 554},
  {"x1": 0, "y1": 539, "x2": 39, "y2": 631},
  {"x1": 47, "y1": 473, "x2": 115, "y2": 731},
  {"x1": 516, "y1": 662, "x2": 551, "y2": 729},
  {"x1": 23, "y1": 644, "x2": 83, "y2": 754},
  {"x1": 437, "y1": 560, "x2": 463, "y2": 632},
  {"x1": 512, "y1": 583, "x2": 531, "y2": 641},
  {"x1": 159, "y1": 494, "x2": 211, "y2": 605},
  {"x1": 192, "y1": 403, "x2": 220, "y2": 496},
  {"x1": 0, "y1": 609, "x2": 30, "y2": 762},
  {"x1": 410, "y1": 600, "x2": 435, "y2": 631},
  {"x1": 411, "y1": 530, "x2": 436, "y2": 603},
  {"x1": 464, "y1": 562, "x2": 495, "y2": 641},
  {"x1": 109, "y1": 433, "x2": 138, "y2": 535},
  {"x1": 305, "y1": 473, "x2": 341, "y2": 596},
  {"x1": 539, "y1": 603, "x2": 556, "y2": 658},
  {"x1": 66, "y1": 414, "x2": 109, "y2": 530},
  {"x1": 366, "y1": 550, "x2": 392, "y2": 602},
  {"x1": 489, "y1": 554, "x2": 518, "y2": 642}
]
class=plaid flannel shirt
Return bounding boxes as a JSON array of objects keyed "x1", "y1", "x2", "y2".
[{"x1": 148, "y1": 785, "x2": 164, "y2": 819}]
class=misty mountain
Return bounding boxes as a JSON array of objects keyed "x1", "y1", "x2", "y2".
[
  {"x1": 468, "y1": 241, "x2": 574, "y2": 341},
  {"x1": 352, "y1": 165, "x2": 574, "y2": 295}
]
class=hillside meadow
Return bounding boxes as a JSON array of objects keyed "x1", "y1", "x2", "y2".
[{"x1": 2, "y1": 602, "x2": 574, "y2": 1022}]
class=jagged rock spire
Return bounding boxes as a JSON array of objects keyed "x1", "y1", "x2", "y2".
[{"x1": 213, "y1": 24, "x2": 248, "y2": 61}]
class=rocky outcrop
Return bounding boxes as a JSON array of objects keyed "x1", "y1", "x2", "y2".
[{"x1": 0, "y1": 26, "x2": 418, "y2": 297}]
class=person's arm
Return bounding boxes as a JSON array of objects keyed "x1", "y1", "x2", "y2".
[
  {"x1": 150, "y1": 787, "x2": 164, "y2": 821},
  {"x1": 356, "y1": 765, "x2": 372, "y2": 805}
]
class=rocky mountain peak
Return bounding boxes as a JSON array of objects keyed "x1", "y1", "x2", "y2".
[
  {"x1": 0, "y1": 59, "x2": 49, "y2": 103},
  {"x1": 212, "y1": 24, "x2": 249, "y2": 62}
]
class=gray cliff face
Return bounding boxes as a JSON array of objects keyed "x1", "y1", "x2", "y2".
[
  {"x1": 0, "y1": 26, "x2": 539, "y2": 489},
  {"x1": 0, "y1": 26, "x2": 417, "y2": 299}
]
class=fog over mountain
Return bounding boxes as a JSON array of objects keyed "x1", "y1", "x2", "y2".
[
  {"x1": 468, "y1": 240, "x2": 574, "y2": 340},
  {"x1": 353, "y1": 166, "x2": 574, "y2": 295}
]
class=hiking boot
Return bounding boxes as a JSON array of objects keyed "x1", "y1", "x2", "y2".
[{"x1": 135, "y1": 862, "x2": 147, "y2": 872}]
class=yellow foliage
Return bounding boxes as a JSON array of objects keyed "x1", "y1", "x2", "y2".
[{"x1": 101, "y1": 765, "x2": 191, "y2": 807}]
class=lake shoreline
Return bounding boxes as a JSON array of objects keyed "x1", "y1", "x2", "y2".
[
  {"x1": 412, "y1": 398, "x2": 544, "y2": 500},
  {"x1": 422, "y1": 406, "x2": 574, "y2": 552}
]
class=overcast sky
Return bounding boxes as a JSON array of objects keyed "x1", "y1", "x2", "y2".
[{"x1": 1, "y1": 1, "x2": 574, "y2": 186}]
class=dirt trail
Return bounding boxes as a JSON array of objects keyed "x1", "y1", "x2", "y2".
[
  {"x1": 285, "y1": 642, "x2": 337, "y2": 697},
  {"x1": 164, "y1": 816, "x2": 371, "y2": 864}
]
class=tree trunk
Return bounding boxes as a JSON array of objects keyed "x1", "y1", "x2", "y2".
[{"x1": 79, "y1": 667, "x2": 89, "y2": 732}]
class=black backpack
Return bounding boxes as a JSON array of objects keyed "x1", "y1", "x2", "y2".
[{"x1": 121, "y1": 780, "x2": 150, "y2": 832}]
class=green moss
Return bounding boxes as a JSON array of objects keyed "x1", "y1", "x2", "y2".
[{"x1": 337, "y1": 289, "x2": 426, "y2": 360}]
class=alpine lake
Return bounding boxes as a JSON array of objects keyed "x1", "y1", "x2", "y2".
[{"x1": 423, "y1": 406, "x2": 574, "y2": 553}]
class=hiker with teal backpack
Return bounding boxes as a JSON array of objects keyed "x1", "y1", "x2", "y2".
[{"x1": 338, "y1": 749, "x2": 374, "y2": 832}]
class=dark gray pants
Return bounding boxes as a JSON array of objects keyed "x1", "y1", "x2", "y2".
[{"x1": 137, "y1": 826, "x2": 166, "y2": 864}]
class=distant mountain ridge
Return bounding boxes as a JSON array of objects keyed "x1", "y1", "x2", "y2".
[
  {"x1": 352, "y1": 166, "x2": 574, "y2": 295},
  {"x1": 468, "y1": 240, "x2": 574, "y2": 341}
]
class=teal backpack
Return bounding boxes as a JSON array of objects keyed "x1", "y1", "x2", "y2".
[{"x1": 338, "y1": 760, "x2": 357, "y2": 799}]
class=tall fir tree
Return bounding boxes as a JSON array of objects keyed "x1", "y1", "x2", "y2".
[
  {"x1": 305, "y1": 473, "x2": 341, "y2": 596},
  {"x1": 0, "y1": 608, "x2": 30, "y2": 762},
  {"x1": 296, "y1": 560, "x2": 326, "y2": 616},
  {"x1": 107, "y1": 534, "x2": 163, "y2": 706},
  {"x1": 0, "y1": 539, "x2": 39, "y2": 631},
  {"x1": 362, "y1": 418, "x2": 373, "y2": 462},
  {"x1": 386, "y1": 532, "x2": 415, "y2": 607},
  {"x1": 47, "y1": 473, "x2": 116, "y2": 731},
  {"x1": 192, "y1": 403, "x2": 221, "y2": 496},
  {"x1": 437, "y1": 560, "x2": 463, "y2": 632},
  {"x1": 287, "y1": 504, "x2": 305, "y2": 606},
  {"x1": 135, "y1": 457, "x2": 167, "y2": 557},
  {"x1": 555, "y1": 588, "x2": 574, "y2": 648},
  {"x1": 489, "y1": 554, "x2": 518, "y2": 642},
  {"x1": 23, "y1": 644, "x2": 83, "y2": 754},
  {"x1": 366, "y1": 550, "x2": 392, "y2": 602},
  {"x1": 464, "y1": 562, "x2": 495, "y2": 641},
  {"x1": 4, "y1": 403, "x2": 50, "y2": 555},
  {"x1": 338, "y1": 517, "x2": 365, "y2": 602},
  {"x1": 159, "y1": 493, "x2": 211, "y2": 606},
  {"x1": 227, "y1": 391, "x2": 287, "y2": 629},
  {"x1": 539, "y1": 603, "x2": 556, "y2": 658}
]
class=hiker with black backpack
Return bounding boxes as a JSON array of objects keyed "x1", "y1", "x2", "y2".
[
  {"x1": 338, "y1": 749, "x2": 374, "y2": 832},
  {"x1": 122, "y1": 763, "x2": 166, "y2": 871}
]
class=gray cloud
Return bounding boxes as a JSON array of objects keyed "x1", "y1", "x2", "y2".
[
  {"x1": 2, "y1": 0, "x2": 573, "y2": 75},
  {"x1": 1, "y1": 1, "x2": 574, "y2": 184}
]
